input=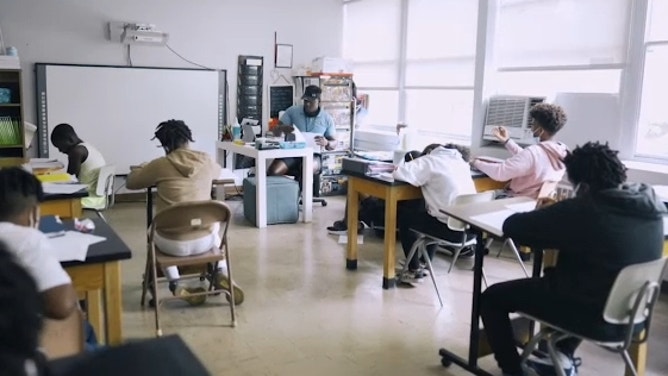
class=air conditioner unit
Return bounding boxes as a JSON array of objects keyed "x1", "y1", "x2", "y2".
[{"x1": 482, "y1": 95, "x2": 545, "y2": 145}]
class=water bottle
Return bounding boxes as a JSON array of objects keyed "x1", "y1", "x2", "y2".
[{"x1": 232, "y1": 118, "x2": 241, "y2": 141}]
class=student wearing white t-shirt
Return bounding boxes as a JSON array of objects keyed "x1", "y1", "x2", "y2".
[{"x1": 0, "y1": 168, "x2": 78, "y2": 319}]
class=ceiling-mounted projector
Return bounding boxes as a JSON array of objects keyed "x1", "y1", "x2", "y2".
[{"x1": 120, "y1": 23, "x2": 169, "y2": 46}]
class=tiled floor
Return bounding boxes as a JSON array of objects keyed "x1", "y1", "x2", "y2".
[{"x1": 105, "y1": 195, "x2": 667, "y2": 375}]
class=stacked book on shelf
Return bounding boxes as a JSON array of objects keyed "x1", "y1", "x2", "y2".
[{"x1": 0, "y1": 116, "x2": 21, "y2": 145}]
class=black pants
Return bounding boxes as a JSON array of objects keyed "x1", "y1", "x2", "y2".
[
  {"x1": 480, "y1": 277, "x2": 602, "y2": 374},
  {"x1": 397, "y1": 200, "x2": 464, "y2": 271}
]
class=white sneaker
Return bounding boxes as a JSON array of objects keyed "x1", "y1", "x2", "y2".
[
  {"x1": 524, "y1": 352, "x2": 581, "y2": 376},
  {"x1": 398, "y1": 269, "x2": 426, "y2": 285}
]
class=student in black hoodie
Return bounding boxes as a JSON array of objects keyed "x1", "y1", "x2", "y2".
[{"x1": 480, "y1": 142, "x2": 666, "y2": 376}]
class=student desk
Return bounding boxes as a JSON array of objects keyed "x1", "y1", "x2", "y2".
[
  {"x1": 435, "y1": 196, "x2": 537, "y2": 376},
  {"x1": 41, "y1": 189, "x2": 88, "y2": 219},
  {"x1": 61, "y1": 218, "x2": 132, "y2": 346},
  {"x1": 216, "y1": 141, "x2": 314, "y2": 228},
  {"x1": 48, "y1": 335, "x2": 208, "y2": 375},
  {"x1": 344, "y1": 170, "x2": 506, "y2": 289}
]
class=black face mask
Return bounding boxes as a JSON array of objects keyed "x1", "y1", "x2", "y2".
[{"x1": 304, "y1": 107, "x2": 320, "y2": 118}]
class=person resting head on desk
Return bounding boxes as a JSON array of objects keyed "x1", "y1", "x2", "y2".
[
  {"x1": 471, "y1": 103, "x2": 569, "y2": 199},
  {"x1": 50, "y1": 123, "x2": 107, "y2": 210},
  {"x1": 393, "y1": 143, "x2": 477, "y2": 285},
  {"x1": 267, "y1": 85, "x2": 336, "y2": 177},
  {"x1": 125, "y1": 119, "x2": 244, "y2": 306},
  {"x1": 480, "y1": 142, "x2": 667, "y2": 376}
]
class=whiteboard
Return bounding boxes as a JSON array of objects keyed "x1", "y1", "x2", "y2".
[{"x1": 36, "y1": 64, "x2": 226, "y2": 174}]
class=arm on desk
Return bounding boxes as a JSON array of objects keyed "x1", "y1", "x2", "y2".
[
  {"x1": 392, "y1": 157, "x2": 429, "y2": 186},
  {"x1": 503, "y1": 200, "x2": 580, "y2": 251},
  {"x1": 126, "y1": 159, "x2": 162, "y2": 190},
  {"x1": 473, "y1": 149, "x2": 532, "y2": 182}
]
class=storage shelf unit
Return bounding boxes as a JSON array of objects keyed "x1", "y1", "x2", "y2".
[
  {"x1": 0, "y1": 69, "x2": 26, "y2": 167},
  {"x1": 293, "y1": 74, "x2": 356, "y2": 196}
]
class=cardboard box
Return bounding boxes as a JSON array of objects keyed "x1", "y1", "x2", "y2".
[{"x1": 311, "y1": 57, "x2": 352, "y2": 74}]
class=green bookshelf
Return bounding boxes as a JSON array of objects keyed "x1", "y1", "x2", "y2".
[{"x1": 0, "y1": 69, "x2": 26, "y2": 167}]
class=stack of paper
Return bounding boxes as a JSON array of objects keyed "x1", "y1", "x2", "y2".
[
  {"x1": 47, "y1": 231, "x2": 107, "y2": 262},
  {"x1": 42, "y1": 183, "x2": 88, "y2": 194}
]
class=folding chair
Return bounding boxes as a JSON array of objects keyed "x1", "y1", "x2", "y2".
[
  {"x1": 519, "y1": 257, "x2": 667, "y2": 376},
  {"x1": 140, "y1": 200, "x2": 237, "y2": 336},
  {"x1": 399, "y1": 191, "x2": 495, "y2": 306},
  {"x1": 83, "y1": 164, "x2": 116, "y2": 221}
]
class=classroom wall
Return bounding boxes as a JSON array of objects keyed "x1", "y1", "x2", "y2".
[{"x1": 0, "y1": 0, "x2": 342, "y2": 129}]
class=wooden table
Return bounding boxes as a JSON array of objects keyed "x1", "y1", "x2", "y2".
[
  {"x1": 61, "y1": 218, "x2": 132, "y2": 346},
  {"x1": 41, "y1": 189, "x2": 88, "y2": 219},
  {"x1": 344, "y1": 171, "x2": 505, "y2": 289}
]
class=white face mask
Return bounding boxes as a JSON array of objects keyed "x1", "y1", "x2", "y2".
[
  {"x1": 573, "y1": 183, "x2": 582, "y2": 196},
  {"x1": 29, "y1": 207, "x2": 40, "y2": 229},
  {"x1": 532, "y1": 128, "x2": 544, "y2": 143}
]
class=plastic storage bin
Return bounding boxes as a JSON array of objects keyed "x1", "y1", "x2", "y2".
[{"x1": 243, "y1": 176, "x2": 300, "y2": 226}]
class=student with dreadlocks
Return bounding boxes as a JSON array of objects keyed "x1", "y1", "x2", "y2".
[
  {"x1": 480, "y1": 142, "x2": 666, "y2": 376},
  {"x1": 51, "y1": 123, "x2": 108, "y2": 210},
  {"x1": 126, "y1": 119, "x2": 244, "y2": 306}
]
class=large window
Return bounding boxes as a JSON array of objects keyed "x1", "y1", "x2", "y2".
[
  {"x1": 635, "y1": 0, "x2": 668, "y2": 160},
  {"x1": 343, "y1": 0, "x2": 478, "y2": 146},
  {"x1": 495, "y1": 0, "x2": 630, "y2": 69}
]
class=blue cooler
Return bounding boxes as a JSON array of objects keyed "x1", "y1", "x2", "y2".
[{"x1": 243, "y1": 176, "x2": 300, "y2": 225}]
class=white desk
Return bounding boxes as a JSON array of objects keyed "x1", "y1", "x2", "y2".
[{"x1": 216, "y1": 141, "x2": 313, "y2": 228}]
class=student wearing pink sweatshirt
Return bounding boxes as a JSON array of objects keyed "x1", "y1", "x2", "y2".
[{"x1": 472, "y1": 103, "x2": 569, "y2": 198}]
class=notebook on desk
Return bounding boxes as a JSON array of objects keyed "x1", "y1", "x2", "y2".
[{"x1": 39, "y1": 215, "x2": 66, "y2": 238}]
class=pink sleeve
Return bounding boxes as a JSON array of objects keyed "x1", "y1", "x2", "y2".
[
  {"x1": 473, "y1": 150, "x2": 534, "y2": 182},
  {"x1": 504, "y1": 139, "x2": 523, "y2": 155}
]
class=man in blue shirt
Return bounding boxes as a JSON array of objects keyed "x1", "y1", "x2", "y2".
[{"x1": 268, "y1": 85, "x2": 337, "y2": 176}]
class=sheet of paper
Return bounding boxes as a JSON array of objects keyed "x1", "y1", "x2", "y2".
[
  {"x1": 338, "y1": 234, "x2": 364, "y2": 245},
  {"x1": 504, "y1": 201, "x2": 537, "y2": 213},
  {"x1": 43, "y1": 183, "x2": 88, "y2": 194},
  {"x1": 301, "y1": 131, "x2": 323, "y2": 150},
  {"x1": 470, "y1": 209, "x2": 517, "y2": 234},
  {"x1": 47, "y1": 231, "x2": 105, "y2": 262}
]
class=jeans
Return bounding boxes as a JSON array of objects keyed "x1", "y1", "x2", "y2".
[
  {"x1": 84, "y1": 320, "x2": 102, "y2": 352},
  {"x1": 397, "y1": 200, "x2": 465, "y2": 271}
]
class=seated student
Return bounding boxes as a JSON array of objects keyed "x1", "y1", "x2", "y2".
[
  {"x1": 126, "y1": 119, "x2": 243, "y2": 306},
  {"x1": 0, "y1": 167, "x2": 78, "y2": 320},
  {"x1": 0, "y1": 242, "x2": 50, "y2": 376},
  {"x1": 480, "y1": 142, "x2": 666, "y2": 376},
  {"x1": 471, "y1": 103, "x2": 569, "y2": 198},
  {"x1": 51, "y1": 123, "x2": 108, "y2": 210},
  {"x1": 268, "y1": 85, "x2": 336, "y2": 177},
  {"x1": 393, "y1": 144, "x2": 477, "y2": 284}
]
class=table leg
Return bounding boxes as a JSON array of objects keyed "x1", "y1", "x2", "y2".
[
  {"x1": 146, "y1": 187, "x2": 153, "y2": 229},
  {"x1": 438, "y1": 230, "x2": 495, "y2": 376},
  {"x1": 382, "y1": 189, "x2": 397, "y2": 289},
  {"x1": 346, "y1": 178, "x2": 360, "y2": 270},
  {"x1": 628, "y1": 342, "x2": 647, "y2": 376},
  {"x1": 256, "y1": 157, "x2": 268, "y2": 228},
  {"x1": 302, "y1": 154, "x2": 313, "y2": 223},
  {"x1": 104, "y1": 261, "x2": 123, "y2": 345},
  {"x1": 87, "y1": 289, "x2": 105, "y2": 345}
]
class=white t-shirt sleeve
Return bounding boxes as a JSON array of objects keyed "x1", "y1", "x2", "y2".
[{"x1": 21, "y1": 233, "x2": 72, "y2": 292}]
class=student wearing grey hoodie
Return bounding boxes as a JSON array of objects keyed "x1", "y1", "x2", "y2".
[
  {"x1": 127, "y1": 120, "x2": 243, "y2": 306},
  {"x1": 481, "y1": 142, "x2": 666, "y2": 376}
]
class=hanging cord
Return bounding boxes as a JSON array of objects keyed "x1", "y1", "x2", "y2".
[
  {"x1": 165, "y1": 43, "x2": 214, "y2": 70},
  {"x1": 126, "y1": 45, "x2": 133, "y2": 66}
]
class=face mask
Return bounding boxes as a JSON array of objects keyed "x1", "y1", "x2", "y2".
[
  {"x1": 573, "y1": 183, "x2": 582, "y2": 196},
  {"x1": 29, "y1": 208, "x2": 40, "y2": 229}
]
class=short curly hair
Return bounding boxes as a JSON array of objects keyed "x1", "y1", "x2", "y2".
[
  {"x1": 564, "y1": 141, "x2": 627, "y2": 191},
  {"x1": 530, "y1": 103, "x2": 567, "y2": 135}
]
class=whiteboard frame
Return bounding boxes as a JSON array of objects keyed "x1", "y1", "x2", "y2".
[{"x1": 35, "y1": 63, "x2": 228, "y2": 170}]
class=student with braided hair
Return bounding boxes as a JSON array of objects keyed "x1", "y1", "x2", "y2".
[
  {"x1": 480, "y1": 142, "x2": 666, "y2": 376},
  {"x1": 51, "y1": 123, "x2": 107, "y2": 210},
  {"x1": 127, "y1": 119, "x2": 244, "y2": 306}
]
